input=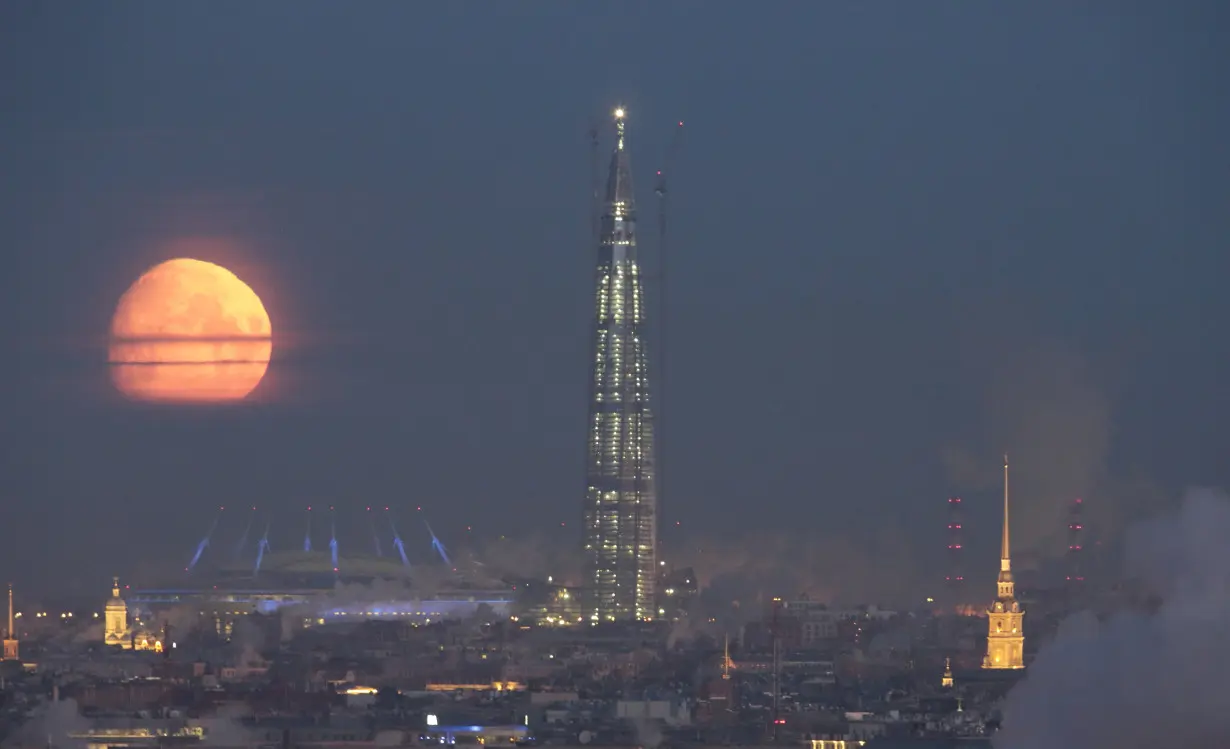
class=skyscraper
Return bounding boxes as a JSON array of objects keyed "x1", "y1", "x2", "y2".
[
  {"x1": 582, "y1": 107, "x2": 658, "y2": 622},
  {"x1": 983, "y1": 454, "x2": 1025, "y2": 670}
]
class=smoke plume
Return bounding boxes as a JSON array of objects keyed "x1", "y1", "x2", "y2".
[
  {"x1": 672, "y1": 525, "x2": 922, "y2": 618},
  {"x1": 478, "y1": 532, "x2": 583, "y2": 585},
  {"x1": 230, "y1": 615, "x2": 266, "y2": 654},
  {"x1": 478, "y1": 526, "x2": 923, "y2": 622},
  {"x1": 12, "y1": 697, "x2": 91, "y2": 748},
  {"x1": 995, "y1": 488, "x2": 1230, "y2": 749},
  {"x1": 197, "y1": 702, "x2": 259, "y2": 746},
  {"x1": 630, "y1": 717, "x2": 664, "y2": 749}
]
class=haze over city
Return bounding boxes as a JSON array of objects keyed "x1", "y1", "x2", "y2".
[
  {"x1": 3, "y1": 2, "x2": 1222, "y2": 598},
  {"x1": 1, "y1": 5, "x2": 1229, "y2": 746}
]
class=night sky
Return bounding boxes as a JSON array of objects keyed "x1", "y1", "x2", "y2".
[{"x1": 2, "y1": 3, "x2": 1227, "y2": 602}]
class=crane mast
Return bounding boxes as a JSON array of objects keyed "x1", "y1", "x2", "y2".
[{"x1": 654, "y1": 121, "x2": 684, "y2": 553}]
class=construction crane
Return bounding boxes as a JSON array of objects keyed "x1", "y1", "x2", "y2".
[
  {"x1": 654, "y1": 120, "x2": 684, "y2": 547},
  {"x1": 588, "y1": 116, "x2": 602, "y2": 244}
]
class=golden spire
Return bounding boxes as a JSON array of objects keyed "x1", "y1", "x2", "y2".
[
  {"x1": 3, "y1": 582, "x2": 16, "y2": 662},
  {"x1": 1001, "y1": 453, "x2": 1011, "y2": 571},
  {"x1": 112, "y1": 576, "x2": 120, "y2": 598}
]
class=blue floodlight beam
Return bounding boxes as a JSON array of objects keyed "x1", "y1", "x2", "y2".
[
  {"x1": 424, "y1": 519, "x2": 452, "y2": 566},
  {"x1": 329, "y1": 505, "x2": 339, "y2": 574},
  {"x1": 303, "y1": 505, "x2": 313, "y2": 552},
  {"x1": 186, "y1": 506, "x2": 224, "y2": 573},
  {"x1": 387, "y1": 508, "x2": 411, "y2": 570},
  {"x1": 254, "y1": 520, "x2": 272, "y2": 576}
]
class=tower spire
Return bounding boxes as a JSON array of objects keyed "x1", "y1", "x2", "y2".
[
  {"x1": 3, "y1": 583, "x2": 17, "y2": 661},
  {"x1": 614, "y1": 106, "x2": 626, "y2": 150},
  {"x1": 1001, "y1": 453, "x2": 1011, "y2": 569},
  {"x1": 984, "y1": 454, "x2": 1024, "y2": 669}
]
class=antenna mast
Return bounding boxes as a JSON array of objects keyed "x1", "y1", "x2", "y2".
[
  {"x1": 1066, "y1": 497, "x2": 1086, "y2": 591},
  {"x1": 945, "y1": 496, "x2": 965, "y2": 605}
]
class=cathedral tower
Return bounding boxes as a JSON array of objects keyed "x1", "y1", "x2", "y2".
[
  {"x1": 983, "y1": 454, "x2": 1025, "y2": 670},
  {"x1": 104, "y1": 577, "x2": 129, "y2": 647},
  {"x1": 582, "y1": 107, "x2": 658, "y2": 622}
]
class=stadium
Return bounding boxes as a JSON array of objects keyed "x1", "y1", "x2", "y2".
[{"x1": 126, "y1": 508, "x2": 517, "y2": 628}]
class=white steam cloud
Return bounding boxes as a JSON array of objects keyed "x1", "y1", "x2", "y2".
[
  {"x1": 12, "y1": 697, "x2": 91, "y2": 749},
  {"x1": 995, "y1": 488, "x2": 1230, "y2": 749}
]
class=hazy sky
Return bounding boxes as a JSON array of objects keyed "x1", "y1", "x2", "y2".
[{"x1": 2, "y1": 2, "x2": 1227, "y2": 599}]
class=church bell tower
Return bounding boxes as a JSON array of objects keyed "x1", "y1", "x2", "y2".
[
  {"x1": 983, "y1": 454, "x2": 1025, "y2": 670},
  {"x1": 105, "y1": 577, "x2": 130, "y2": 647}
]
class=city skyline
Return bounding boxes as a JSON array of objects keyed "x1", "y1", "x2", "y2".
[{"x1": 0, "y1": 6, "x2": 1226, "y2": 746}]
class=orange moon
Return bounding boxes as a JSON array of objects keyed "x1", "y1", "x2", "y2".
[{"x1": 108, "y1": 258, "x2": 272, "y2": 403}]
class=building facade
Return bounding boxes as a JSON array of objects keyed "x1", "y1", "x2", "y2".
[
  {"x1": 983, "y1": 456, "x2": 1025, "y2": 669},
  {"x1": 582, "y1": 107, "x2": 658, "y2": 622}
]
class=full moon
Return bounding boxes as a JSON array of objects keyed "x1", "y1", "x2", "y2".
[{"x1": 108, "y1": 258, "x2": 272, "y2": 403}]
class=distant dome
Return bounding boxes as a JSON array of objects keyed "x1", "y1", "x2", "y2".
[{"x1": 106, "y1": 578, "x2": 127, "y2": 611}]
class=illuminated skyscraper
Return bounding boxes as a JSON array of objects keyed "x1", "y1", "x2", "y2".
[{"x1": 582, "y1": 107, "x2": 657, "y2": 622}]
